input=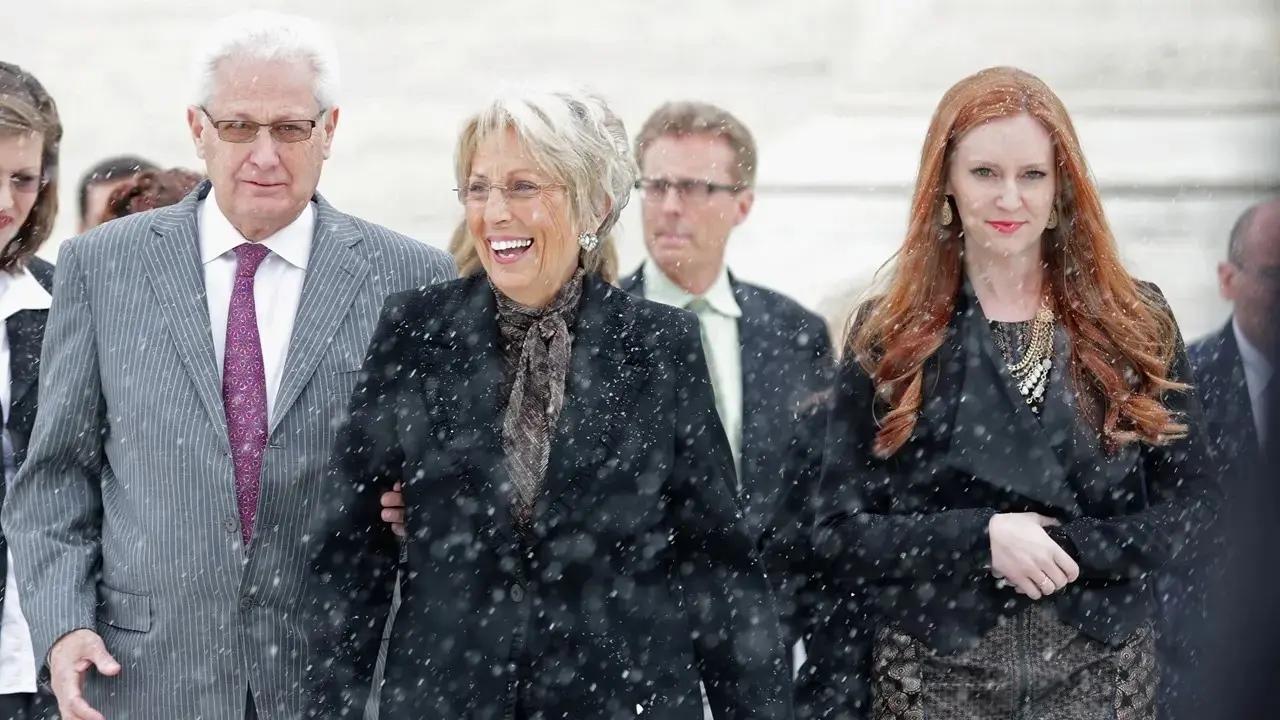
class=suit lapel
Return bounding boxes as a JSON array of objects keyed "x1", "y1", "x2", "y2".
[
  {"x1": 733, "y1": 280, "x2": 778, "y2": 539},
  {"x1": 1207, "y1": 326, "x2": 1260, "y2": 453},
  {"x1": 268, "y1": 197, "x2": 369, "y2": 435},
  {"x1": 144, "y1": 193, "x2": 228, "y2": 446}
]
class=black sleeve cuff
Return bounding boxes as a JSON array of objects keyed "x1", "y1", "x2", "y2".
[{"x1": 1046, "y1": 524, "x2": 1078, "y2": 556}]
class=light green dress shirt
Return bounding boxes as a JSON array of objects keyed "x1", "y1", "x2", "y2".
[{"x1": 643, "y1": 260, "x2": 743, "y2": 481}]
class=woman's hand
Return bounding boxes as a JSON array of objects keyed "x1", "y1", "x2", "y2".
[
  {"x1": 379, "y1": 481, "x2": 406, "y2": 537},
  {"x1": 988, "y1": 512, "x2": 1080, "y2": 600}
]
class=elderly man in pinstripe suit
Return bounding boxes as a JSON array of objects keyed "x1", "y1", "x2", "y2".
[{"x1": 1, "y1": 12, "x2": 453, "y2": 720}]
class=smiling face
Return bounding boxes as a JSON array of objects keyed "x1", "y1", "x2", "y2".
[
  {"x1": 946, "y1": 112, "x2": 1057, "y2": 259},
  {"x1": 465, "y1": 127, "x2": 580, "y2": 308},
  {"x1": 0, "y1": 131, "x2": 43, "y2": 248},
  {"x1": 187, "y1": 55, "x2": 337, "y2": 241}
]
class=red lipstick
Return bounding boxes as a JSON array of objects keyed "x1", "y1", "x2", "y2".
[{"x1": 987, "y1": 221, "x2": 1026, "y2": 235}]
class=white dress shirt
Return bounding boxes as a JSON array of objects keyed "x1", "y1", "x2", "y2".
[
  {"x1": 0, "y1": 266, "x2": 52, "y2": 695},
  {"x1": 1233, "y1": 316, "x2": 1274, "y2": 444},
  {"x1": 643, "y1": 260, "x2": 743, "y2": 480},
  {"x1": 200, "y1": 191, "x2": 314, "y2": 422}
]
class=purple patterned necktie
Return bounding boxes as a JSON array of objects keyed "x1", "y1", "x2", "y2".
[{"x1": 223, "y1": 242, "x2": 271, "y2": 546}]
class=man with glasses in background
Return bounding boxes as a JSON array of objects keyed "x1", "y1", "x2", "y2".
[
  {"x1": 619, "y1": 102, "x2": 833, "y2": 701},
  {"x1": 2, "y1": 11, "x2": 452, "y2": 720}
]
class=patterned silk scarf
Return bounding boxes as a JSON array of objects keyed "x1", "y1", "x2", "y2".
[{"x1": 492, "y1": 269, "x2": 585, "y2": 532}]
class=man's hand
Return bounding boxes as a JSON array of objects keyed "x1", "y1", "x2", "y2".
[
  {"x1": 988, "y1": 512, "x2": 1080, "y2": 600},
  {"x1": 50, "y1": 628, "x2": 120, "y2": 720},
  {"x1": 379, "y1": 481, "x2": 406, "y2": 538}
]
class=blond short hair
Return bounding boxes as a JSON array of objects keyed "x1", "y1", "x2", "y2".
[
  {"x1": 453, "y1": 90, "x2": 635, "y2": 280},
  {"x1": 634, "y1": 101, "x2": 757, "y2": 187}
]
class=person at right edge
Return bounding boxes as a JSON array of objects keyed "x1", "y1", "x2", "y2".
[{"x1": 805, "y1": 66, "x2": 1220, "y2": 719}]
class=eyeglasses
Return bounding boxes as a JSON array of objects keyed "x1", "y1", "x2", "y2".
[
  {"x1": 199, "y1": 107, "x2": 326, "y2": 144},
  {"x1": 635, "y1": 177, "x2": 745, "y2": 202},
  {"x1": 454, "y1": 180, "x2": 565, "y2": 205},
  {"x1": 3, "y1": 172, "x2": 43, "y2": 195}
]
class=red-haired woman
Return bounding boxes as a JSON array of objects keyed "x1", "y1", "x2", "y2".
[{"x1": 804, "y1": 66, "x2": 1220, "y2": 719}]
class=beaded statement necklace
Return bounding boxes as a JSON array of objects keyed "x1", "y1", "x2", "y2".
[{"x1": 988, "y1": 300, "x2": 1055, "y2": 413}]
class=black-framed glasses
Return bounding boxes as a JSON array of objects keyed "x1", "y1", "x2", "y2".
[
  {"x1": 454, "y1": 179, "x2": 565, "y2": 205},
  {"x1": 200, "y1": 107, "x2": 326, "y2": 144},
  {"x1": 635, "y1": 177, "x2": 745, "y2": 202}
]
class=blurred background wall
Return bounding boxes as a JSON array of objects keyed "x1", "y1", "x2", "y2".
[{"x1": 9, "y1": 0, "x2": 1279, "y2": 340}]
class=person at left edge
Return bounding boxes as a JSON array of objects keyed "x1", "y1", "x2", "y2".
[
  {"x1": 306, "y1": 89, "x2": 792, "y2": 720},
  {"x1": 0, "y1": 61, "x2": 60, "y2": 720},
  {"x1": 1, "y1": 11, "x2": 454, "y2": 720}
]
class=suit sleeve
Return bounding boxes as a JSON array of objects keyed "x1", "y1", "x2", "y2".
[
  {"x1": 1, "y1": 238, "x2": 107, "y2": 670},
  {"x1": 759, "y1": 314, "x2": 835, "y2": 656},
  {"x1": 668, "y1": 315, "x2": 794, "y2": 720},
  {"x1": 1055, "y1": 290, "x2": 1223, "y2": 581},
  {"x1": 305, "y1": 296, "x2": 411, "y2": 718}
]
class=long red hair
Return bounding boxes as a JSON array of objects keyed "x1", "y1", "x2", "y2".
[{"x1": 850, "y1": 66, "x2": 1188, "y2": 458}]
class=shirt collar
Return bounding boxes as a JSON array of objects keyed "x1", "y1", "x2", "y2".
[
  {"x1": 0, "y1": 265, "x2": 52, "y2": 323},
  {"x1": 1233, "y1": 315, "x2": 1274, "y2": 382},
  {"x1": 643, "y1": 259, "x2": 742, "y2": 318},
  {"x1": 198, "y1": 188, "x2": 315, "y2": 269}
]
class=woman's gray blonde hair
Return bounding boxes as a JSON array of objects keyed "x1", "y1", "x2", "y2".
[{"x1": 453, "y1": 90, "x2": 636, "y2": 280}]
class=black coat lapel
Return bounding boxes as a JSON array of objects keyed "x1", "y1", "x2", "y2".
[
  {"x1": 942, "y1": 292, "x2": 1080, "y2": 515},
  {"x1": 421, "y1": 277, "x2": 515, "y2": 543},
  {"x1": 5, "y1": 309, "x2": 47, "y2": 465},
  {"x1": 538, "y1": 277, "x2": 645, "y2": 525}
]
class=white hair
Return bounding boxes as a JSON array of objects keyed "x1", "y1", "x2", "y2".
[
  {"x1": 455, "y1": 89, "x2": 637, "y2": 242},
  {"x1": 192, "y1": 11, "x2": 341, "y2": 109}
]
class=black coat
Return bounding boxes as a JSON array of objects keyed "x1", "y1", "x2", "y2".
[
  {"x1": 1158, "y1": 321, "x2": 1261, "y2": 719},
  {"x1": 618, "y1": 269, "x2": 834, "y2": 653},
  {"x1": 804, "y1": 282, "x2": 1220, "y2": 718},
  {"x1": 307, "y1": 273, "x2": 793, "y2": 720},
  {"x1": 0, "y1": 256, "x2": 53, "y2": 622}
]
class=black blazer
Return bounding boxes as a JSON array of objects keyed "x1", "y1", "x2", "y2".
[
  {"x1": 307, "y1": 273, "x2": 792, "y2": 720},
  {"x1": 1158, "y1": 321, "x2": 1257, "y2": 719},
  {"x1": 804, "y1": 282, "x2": 1220, "y2": 717},
  {"x1": 0, "y1": 257, "x2": 53, "y2": 622},
  {"x1": 619, "y1": 269, "x2": 834, "y2": 652}
]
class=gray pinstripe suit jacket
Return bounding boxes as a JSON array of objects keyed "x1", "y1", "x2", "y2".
[{"x1": 1, "y1": 182, "x2": 455, "y2": 720}]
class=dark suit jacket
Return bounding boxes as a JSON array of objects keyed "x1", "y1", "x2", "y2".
[
  {"x1": 308, "y1": 273, "x2": 793, "y2": 720},
  {"x1": 805, "y1": 282, "x2": 1220, "y2": 718},
  {"x1": 1159, "y1": 321, "x2": 1260, "y2": 719},
  {"x1": 0, "y1": 256, "x2": 53, "y2": 623},
  {"x1": 619, "y1": 268, "x2": 834, "y2": 653}
]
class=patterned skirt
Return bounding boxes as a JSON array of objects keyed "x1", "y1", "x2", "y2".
[{"x1": 872, "y1": 605, "x2": 1157, "y2": 720}]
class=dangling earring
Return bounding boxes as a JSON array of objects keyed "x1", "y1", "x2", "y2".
[
  {"x1": 577, "y1": 231, "x2": 599, "y2": 252},
  {"x1": 1045, "y1": 205, "x2": 1059, "y2": 230},
  {"x1": 940, "y1": 198, "x2": 954, "y2": 226}
]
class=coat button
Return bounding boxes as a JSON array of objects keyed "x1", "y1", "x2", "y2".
[
  {"x1": 239, "y1": 595, "x2": 254, "y2": 612},
  {"x1": 510, "y1": 585, "x2": 525, "y2": 603},
  {"x1": 224, "y1": 518, "x2": 238, "y2": 534}
]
